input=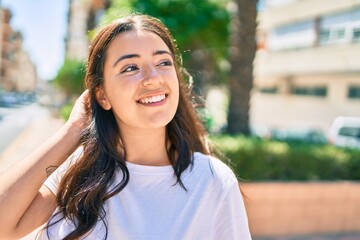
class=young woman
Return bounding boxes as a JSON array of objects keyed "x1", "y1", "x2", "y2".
[{"x1": 0, "y1": 14, "x2": 251, "y2": 239}]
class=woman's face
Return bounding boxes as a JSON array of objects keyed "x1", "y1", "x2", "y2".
[{"x1": 98, "y1": 29, "x2": 179, "y2": 131}]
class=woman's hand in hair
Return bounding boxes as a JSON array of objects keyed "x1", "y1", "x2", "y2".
[{"x1": 66, "y1": 90, "x2": 91, "y2": 134}]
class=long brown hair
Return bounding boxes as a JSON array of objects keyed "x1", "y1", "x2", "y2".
[{"x1": 47, "y1": 14, "x2": 209, "y2": 239}]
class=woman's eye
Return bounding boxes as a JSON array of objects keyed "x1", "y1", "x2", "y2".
[
  {"x1": 158, "y1": 60, "x2": 173, "y2": 67},
  {"x1": 120, "y1": 65, "x2": 139, "y2": 73}
]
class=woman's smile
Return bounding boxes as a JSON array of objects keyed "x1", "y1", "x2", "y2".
[
  {"x1": 137, "y1": 93, "x2": 168, "y2": 105},
  {"x1": 136, "y1": 88, "x2": 170, "y2": 106}
]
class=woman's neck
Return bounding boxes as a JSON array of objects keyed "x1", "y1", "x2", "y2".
[{"x1": 120, "y1": 126, "x2": 170, "y2": 166}]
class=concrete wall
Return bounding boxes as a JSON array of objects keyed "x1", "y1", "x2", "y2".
[
  {"x1": 250, "y1": 84, "x2": 360, "y2": 132},
  {"x1": 260, "y1": 0, "x2": 360, "y2": 29},
  {"x1": 241, "y1": 182, "x2": 360, "y2": 237},
  {"x1": 255, "y1": 43, "x2": 360, "y2": 77}
]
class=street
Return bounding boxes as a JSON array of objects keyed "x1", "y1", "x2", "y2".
[{"x1": 0, "y1": 103, "x2": 50, "y2": 153}]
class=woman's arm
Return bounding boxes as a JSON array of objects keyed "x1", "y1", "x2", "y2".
[{"x1": 0, "y1": 91, "x2": 90, "y2": 239}]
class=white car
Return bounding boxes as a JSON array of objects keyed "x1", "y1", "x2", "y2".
[{"x1": 328, "y1": 117, "x2": 360, "y2": 149}]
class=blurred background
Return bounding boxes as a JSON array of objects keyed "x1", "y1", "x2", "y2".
[{"x1": 0, "y1": 0, "x2": 360, "y2": 239}]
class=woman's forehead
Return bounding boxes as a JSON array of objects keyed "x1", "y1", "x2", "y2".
[{"x1": 106, "y1": 30, "x2": 170, "y2": 56}]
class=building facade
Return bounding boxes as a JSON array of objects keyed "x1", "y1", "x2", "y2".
[
  {"x1": 0, "y1": 8, "x2": 38, "y2": 92},
  {"x1": 252, "y1": 0, "x2": 360, "y2": 132}
]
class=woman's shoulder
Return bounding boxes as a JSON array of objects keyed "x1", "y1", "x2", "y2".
[{"x1": 192, "y1": 152, "x2": 238, "y2": 190}]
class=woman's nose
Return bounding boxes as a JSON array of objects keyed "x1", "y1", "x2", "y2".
[{"x1": 142, "y1": 66, "x2": 164, "y2": 86}]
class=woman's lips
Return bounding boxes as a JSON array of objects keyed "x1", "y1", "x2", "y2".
[
  {"x1": 138, "y1": 94, "x2": 166, "y2": 104},
  {"x1": 137, "y1": 93, "x2": 168, "y2": 106}
]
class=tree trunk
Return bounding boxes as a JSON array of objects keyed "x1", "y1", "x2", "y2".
[{"x1": 226, "y1": 0, "x2": 257, "y2": 135}]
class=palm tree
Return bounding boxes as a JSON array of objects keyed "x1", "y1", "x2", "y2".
[{"x1": 227, "y1": 0, "x2": 258, "y2": 135}]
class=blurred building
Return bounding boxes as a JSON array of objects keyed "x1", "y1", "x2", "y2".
[
  {"x1": 12, "y1": 37, "x2": 38, "y2": 92},
  {"x1": 0, "y1": 8, "x2": 38, "y2": 92},
  {"x1": 252, "y1": 0, "x2": 360, "y2": 132},
  {"x1": 65, "y1": 0, "x2": 110, "y2": 60}
]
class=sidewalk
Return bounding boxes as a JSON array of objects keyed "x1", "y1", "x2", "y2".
[{"x1": 0, "y1": 114, "x2": 64, "y2": 172}]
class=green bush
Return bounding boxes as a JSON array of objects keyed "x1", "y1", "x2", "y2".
[
  {"x1": 210, "y1": 134, "x2": 360, "y2": 181},
  {"x1": 59, "y1": 102, "x2": 74, "y2": 121},
  {"x1": 54, "y1": 59, "x2": 85, "y2": 96}
]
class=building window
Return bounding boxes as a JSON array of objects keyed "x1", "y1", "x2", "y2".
[
  {"x1": 258, "y1": 86, "x2": 278, "y2": 94},
  {"x1": 353, "y1": 28, "x2": 360, "y2": 41},
  {"x1": 319, "y1": 8, "x2": 360, "y2": 44},
  {"x1": 319, "y1": 29, "x2": 330, "y2": 42},
  {"x1": 348, "y1": 86, "x2": 360, "y2": 99},
  {"x1": 319, "y1": 26, "x2": 347, "y2": 44},
  {"x1": 333, "y1": 28, "x2": 345, "y2": 39},
  {"x1": 292, "y1": 86, "x2": 327, "y2": 97},
  {"x1": 7, "y1": 51, "x2": 15, "y2": 61},
  {"x1": 269, "y1": 20, "x2": 315, "y2": 51}
]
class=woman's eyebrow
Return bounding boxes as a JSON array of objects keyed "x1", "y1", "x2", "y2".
[
  {"x1": 113, "y1": 54, "x2": 140, "y2": 67},
  {"x1": 153, "y1": 50, "x2": 173, "y2": 58}
]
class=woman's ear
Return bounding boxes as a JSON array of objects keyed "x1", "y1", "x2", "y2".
[{"x1": 95, "y1": 86, "x2": 112, "y2": 110}]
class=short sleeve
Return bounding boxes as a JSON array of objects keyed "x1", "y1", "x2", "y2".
[
  {"x1": 214, "y1": 182, "x2": 252, "y2": 240},
  {"x1": 43, "y1": 147, "x2": 83, "y2": 195}
]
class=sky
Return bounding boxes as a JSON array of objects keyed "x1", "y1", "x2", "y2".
[{"x1": 2, "y1": 0, "x2": 68, "y2": 80}]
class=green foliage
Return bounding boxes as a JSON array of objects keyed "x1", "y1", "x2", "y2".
[
  {"x1": 104, "y1": 0, "x2": 230, "y2": 84},
  {"x1": 210, "y1": 134, "x2": 360, "y2": 181},
  {"x1": 59, "y1": 102, "x2": 73, "y2": 121},
  {"x1": 105, "y1": 0, "x2": 229, "y2": 49},
  {"x1": 197, "y1": 107, "x2": 215, "y2": 132},
  {"x1": 54, "y1": 59, "x2": 86, "y2": 96}
]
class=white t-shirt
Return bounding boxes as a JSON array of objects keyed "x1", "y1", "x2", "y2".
[{"x1": 39, "y1": 151, "x2": 252, "y2": 240}]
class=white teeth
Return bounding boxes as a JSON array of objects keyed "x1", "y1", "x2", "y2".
[{"x1": 139, "y1": 94, "x2": 166, "y2": 104}]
